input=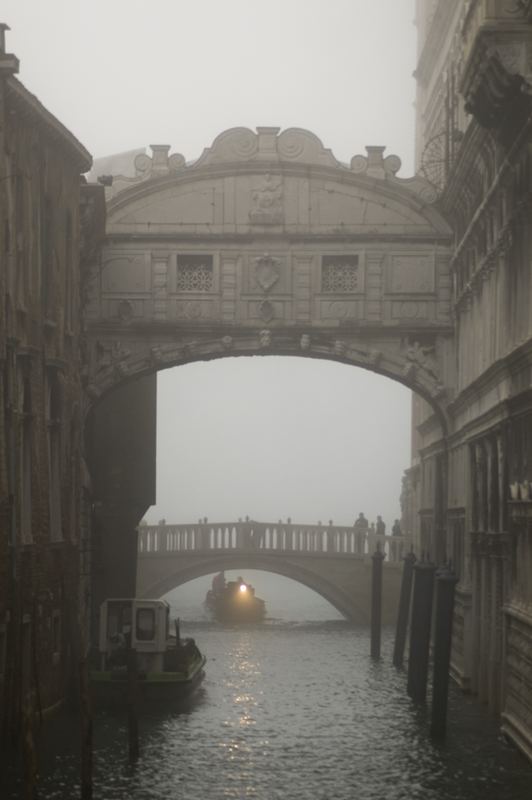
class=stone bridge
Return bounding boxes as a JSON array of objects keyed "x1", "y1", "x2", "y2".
[
  {"x1": 136, "y1": 519, "x2": 406, "y2": 624},
  {"x1": 84, "y1": 126, "x2": 453, "y2": 420},
  {"x1": 84, "y1": 126, "x2": 451, "y2": 620}
]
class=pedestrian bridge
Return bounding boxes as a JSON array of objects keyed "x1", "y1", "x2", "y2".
[{"x1": 136, "y1": 519, "x2": 405, "y2": 623}]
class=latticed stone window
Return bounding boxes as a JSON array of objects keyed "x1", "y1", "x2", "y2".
[
  {"x1": 321, "y1": 255, "x2": 359, "y2": 292},
  {"x1": 176, "y1": 254, "x2": 214, "y2": 292}
]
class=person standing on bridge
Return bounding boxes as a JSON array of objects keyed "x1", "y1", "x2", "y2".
[
  {"x1": 354, "y1": 513, "x2": 369, "y2": 554},
  {"x1": 376, "y1": 516, "x2": 386, "y2": 536}
]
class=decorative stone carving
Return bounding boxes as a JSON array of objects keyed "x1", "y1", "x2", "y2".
[
  {"x1": 134, "y1": 146, "x2": 185, "y2": 177},
  {"x1": 259, "y1": 329, "x2": 272, "y2": 348},
  {"x1": 150, "y1": 346, "x2": 165, "y2": 366},
  {"x1": 254, "y1": 254, "x2": 281, "y2": 292},
  {"x1": 368, "y1": 349, "x2": 382, "y2": 366},
  {"x1": 117, "y1": 299, "x2": 134, "y2": 322},
  {"x1": 221, "y1": 336, "x2": 233, "y2": 350},
  {"x1": 334, "y1": 340, "x2": 347, "y2": 357},
  {"x1": 405, "y1": 340, "x2": 440, "y2": 381},
  {"x1": 175, "y1": 301, "x2": 205, "y2": 320},
  {"x1": 249, "y1": 174, "x2": 283, "y2": 225},
  {"x1": 300, "y1": 334, "x2": 311, "y2": 351},
  {"x1": 97, "y1": 340, "x2": 131, "y2": 371},
  {"x1": 258, "y1": 299, "x2": 275, "y2": 322}
]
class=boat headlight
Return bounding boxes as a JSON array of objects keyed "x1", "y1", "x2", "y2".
[{"x1": 239, "y1": 584, "x2": 247, "y2": 593}]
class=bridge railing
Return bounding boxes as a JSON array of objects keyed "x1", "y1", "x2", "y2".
[{"x1": 137, "y1": 520, "x2": 406, "y2": 564}]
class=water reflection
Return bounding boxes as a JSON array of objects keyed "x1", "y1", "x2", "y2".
[{"x1": 4, "y1": 623, "x2": 532, "y2": 800}]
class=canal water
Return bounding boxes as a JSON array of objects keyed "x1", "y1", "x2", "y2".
[{"x1": 5, "y1": 617, "x2": 532, "y2": 799}]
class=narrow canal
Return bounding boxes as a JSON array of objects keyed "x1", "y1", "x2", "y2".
[{"x1": 6, "y1": 620, "x2": 532, "y2": 799}]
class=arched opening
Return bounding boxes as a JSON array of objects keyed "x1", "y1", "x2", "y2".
[
  {"x1": 162, "y1": 571, "x2": 344, "y2": 624},
  {"x1": 85, "y1": 354, "x2": 441, "y2": 629}
]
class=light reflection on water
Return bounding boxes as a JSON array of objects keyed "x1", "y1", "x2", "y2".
[{"x1": 5, "y1": 623, "x2": 532, "y2": 800}]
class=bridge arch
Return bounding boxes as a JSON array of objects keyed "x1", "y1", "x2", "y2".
[
  {"x1": 84, "y1": 127, "x2": 452, "y2": 612},
  {"x1": 139, "y1": 553, "x2": 376, "y2": 623}
]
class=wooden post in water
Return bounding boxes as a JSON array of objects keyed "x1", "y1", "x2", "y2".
[
  {"x1": 407, "y1": 559, "x2": 436, "y2": 702},
  {"x1": 393, "y1": 551, "x2": 416, "y2": 668},
  {"x1": 370, "y1": 545, "x2": 385, "y2": 659},
  {"x1": 430, "y1": 564, "x2": 458, "y2": 739},
  {"x1": 79, "y1": 655, "x2": 93, "y2": 799},
  {"x1": 127, "y1": 645, "x2": 139, "y2": 763}
]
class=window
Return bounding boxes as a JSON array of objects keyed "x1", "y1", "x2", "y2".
[
  {"x1": 136, "y1": 608, "x2": 155, "y2": 641},
  {"x1": 321, "y1": 255, "x2": 359, "y2": 292},
  {"x1": 176, "y1": 254, "x2": 213, "y2": 291}
]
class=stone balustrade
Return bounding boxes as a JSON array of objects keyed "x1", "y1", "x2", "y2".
[{"x1": 138, "y1": 520, "x2": 406, "y2": 564}]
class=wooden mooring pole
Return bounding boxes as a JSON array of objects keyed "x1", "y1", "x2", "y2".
[
  {"x1": 407, "y1": 559, "x2": 436, "y2": 703},
  {"x1": 80, "y1": 656, "x2": 93, "y2": 800},
  {"x1": 127, "y1": 645, "x2": 140, "y2": 763},
  {"x1": 370, "y1": 545, "x2": 385, "y2": 659},
  {"x1": 430, "y1": 565, "x2": 458, "y2": 739},
  {"x1": 393, "y1": 550, "x2": 416, "y2": 669}
]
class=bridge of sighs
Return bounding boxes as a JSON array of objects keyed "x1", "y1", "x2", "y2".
[{"x1": 83, "y1": 127, "x2": 453, "y2": 612}]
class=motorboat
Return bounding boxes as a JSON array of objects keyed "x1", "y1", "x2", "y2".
[
  {"x1": 205, "y1": 574, "x2": 266, "y2": 624},
  {"x1": 91, "y1": 598, "x2": 205, "y2": 708}
]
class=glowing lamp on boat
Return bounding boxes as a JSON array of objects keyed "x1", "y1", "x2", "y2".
[{"x1": 239, "y1": 584, "x2": 248, "y2": 593}]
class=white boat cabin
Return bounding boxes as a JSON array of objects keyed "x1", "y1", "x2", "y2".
[{"x1": 98, "y1": 598, "x2": 171, "y2": 672}]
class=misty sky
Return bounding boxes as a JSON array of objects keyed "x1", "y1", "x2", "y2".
[{"x1": 4, "y1": 0, "x2": 416, "y2": 532}]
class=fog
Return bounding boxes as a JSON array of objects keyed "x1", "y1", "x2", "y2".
[
  {"x1": 152, "y1": 358, "x2": 411, "y2": 528},
  {"x1": 4, "y1": 0, "x2": 416, "y2": 612}
]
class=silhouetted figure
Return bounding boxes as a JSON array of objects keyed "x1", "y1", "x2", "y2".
[
  {"x1": 354, "y1": 512, "x2": 369, "y2": 533},
  {"x1": 212, "y1": 571, "x2": 226, "y2": 593},
  {"x1": 354, "y1": 512, "x2": 369, "y2": 554},
  {"x1": 392, "y1": 519, "x2": 402, "y2": 537},
  {"x1": 376, "y1": 515, "x2": 386, "y2": 536}
]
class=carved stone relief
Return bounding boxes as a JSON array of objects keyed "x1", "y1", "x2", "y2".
[
  {"x1": 391, "y1": 300, "x2": 429, "y2": 320},
  {"x1": 254, "y1": 254, "x2": 281, "y2": 292},
  {"x1": 249, "y1": 174, "x2": 283, "y2": 225},
  {"x1": 174, "y1": 300, "x2": 219, "y2": 321}
]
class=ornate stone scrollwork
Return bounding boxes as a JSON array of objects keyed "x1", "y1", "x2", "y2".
[{"x1": 221, "y1": 335, "x2": 234, "y2": 351}]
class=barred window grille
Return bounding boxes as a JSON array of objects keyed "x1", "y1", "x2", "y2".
[
  {"x1": 321, "y1": 256, "x2": 359, "y2": 292},
  {"x1": 176, "y1": 255, "x2": 213, "y2": 292}
]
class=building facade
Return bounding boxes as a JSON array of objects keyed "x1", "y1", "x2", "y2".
[
  {"x1": 411, "y1": 0, "x2": 532, "y2": 760},
  {"x1": 0, "y1": 32, "x2": 103, "y2": 746}
]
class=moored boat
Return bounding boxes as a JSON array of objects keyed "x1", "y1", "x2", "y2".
[
  {"x1": 205, "y1": 573, "x2": 266, "y2": 624},
  {"x1": 91, "y1": 598, "x2": 206, "y2": 708}
]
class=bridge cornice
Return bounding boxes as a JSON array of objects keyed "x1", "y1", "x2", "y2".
[{"x1": 103, "y1": 127, "x2": 452, "y2": 237}]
